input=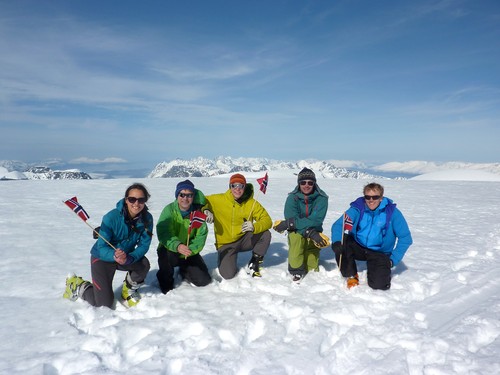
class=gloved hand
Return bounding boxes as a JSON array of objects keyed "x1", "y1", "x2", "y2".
[
  {"x1": 273, "y1": 218, "x2": 296, "y2": 233},
  {"x1": 241, "y1": 221, "x2": 254, "y2": 233},
  {"x1": 203, "y1": 210, "x2": 214, "y2": 224},
  {"x1": 304, "y1": 228, "x2": 330, "y2": 248}
]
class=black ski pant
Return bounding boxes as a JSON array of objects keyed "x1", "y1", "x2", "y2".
[
  {"x1": 82, "y1": 256, "x2": 150, "y2": 308},
  {"x1": 332, "y1": 235, "x2": 392, "y2": 290},
  {"x1": 217, "y1": 230, "x2": 271, "y2": 280},
  {"x1": 156, "y1": 245, "x2": 212, "y2": 294}
]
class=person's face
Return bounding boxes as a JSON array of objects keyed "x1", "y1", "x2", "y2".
[
  {"x1": 299, "y1": 180, "x2": 315, "y2": 195},
  {"x1": 177, "y1": 189, "x2": 194, "y2": 211},
  {"x1": 125, "y1": 188, "x2": 146, "y2": 218},
  {"x1": 364, "y1": 188, "x2": 383, "y2": 211},
  {"x1": 230, "y1": 183, "x2": 245, "y2": 200}
]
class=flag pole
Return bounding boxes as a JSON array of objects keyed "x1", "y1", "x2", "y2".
[
  {"x1": 339, "y1": 212, "x2": 345, "y2": 274},
  {"x1": 246, "y1": 188, "x2": 261, "y2": 222},
  {"x1": 247, "y1": 173, "x2": 268, "y2": 221},
  {"x1": 85, "y1": 221, "x2": 118, "y2": 251}
]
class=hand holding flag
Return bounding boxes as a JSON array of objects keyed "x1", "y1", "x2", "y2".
[{"x1": 184, "y1": 210, "x2": 207, "y2": 257}]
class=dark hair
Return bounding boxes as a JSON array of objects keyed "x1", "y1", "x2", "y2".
[
  {"x1": 125, "y1": 183, "x2": 151, "y2": 202},
  {"x1": 363, "y1": 182, "x2": 384, "y2": 196}
]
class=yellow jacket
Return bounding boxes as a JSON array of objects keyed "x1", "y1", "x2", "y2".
[{"x1": 204, "y1": 184, "x2": 272, "y2": 248}]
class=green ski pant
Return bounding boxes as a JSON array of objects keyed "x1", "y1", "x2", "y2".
[{"x1": 287, "y1": 232, "x2": 320, "y2": 275}]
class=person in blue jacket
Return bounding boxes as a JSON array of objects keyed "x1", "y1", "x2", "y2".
[
  {"x1": 63, "y1": 183, "x2": 154, "y2": 308},
  {"x1": 331, "y1": 182, "x2": 412, "y2": 290}
]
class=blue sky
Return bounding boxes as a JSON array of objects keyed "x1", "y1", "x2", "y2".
[{"x1": 1, "y1": 0, "x2": 499, "y2": 172}]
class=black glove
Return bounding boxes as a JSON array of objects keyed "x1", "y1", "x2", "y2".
[
  {"x1": 273, "y1": 218, "x2": 296, "y2": 233},
  {"x1": 93, "y1": 226, "x2": 101, "y2": 239},
  {"x1": 304, "y1": 228, "x2": 330, "y2": 248}
]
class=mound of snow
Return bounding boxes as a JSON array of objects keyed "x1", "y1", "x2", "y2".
[{"x1": 411, "y1": 169, "x2": 500, "y2": 181}]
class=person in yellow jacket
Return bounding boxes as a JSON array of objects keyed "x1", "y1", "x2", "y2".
[{"x1": 203, "y1": 173, "x2": 272, "y2": 279}]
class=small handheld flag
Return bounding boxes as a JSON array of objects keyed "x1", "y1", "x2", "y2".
[
  {"x1": 63, "y1": 196, "x2": 118, "y2": 251},
  {"x1": 64, "y1": 196, "x2": 90, "y2": 222},
  {"x1": 188, "y1": 210, "x2": 207, "y2": 234},
  {"x1": 185, "y1": 210, "x2": 207, "y2": 252},
  {"x1": 343, "y1": 213, "x2": 353, "y2": 234},
  {"x1": 257, "y1": 173, "x2": 269, "y2": 194}
]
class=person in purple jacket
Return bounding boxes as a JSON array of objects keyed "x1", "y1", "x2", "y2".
[{"x1": 331, "y1": 183, "x2": 412, "y2": 290}]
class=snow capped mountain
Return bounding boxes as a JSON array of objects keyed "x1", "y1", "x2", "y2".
[
  {"x1": 2, "y1": 157, "x2": 499, "y2": 181},
  {"x1": 23, "y1": 166, "x2": 92, "y2": 180},
  {"x1": 148, "y1": 156, "x2": 382, "y2": 179},
  {"x1": 0, "y1": 165, "x2": 92, "y2": 180}
]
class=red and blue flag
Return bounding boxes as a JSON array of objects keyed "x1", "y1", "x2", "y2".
[
  {"x1": 64, "y1": 196, "x2": 90, "y2": 222},
  {"x1": 343, "y1": 213, "x2": 353, "y2": 234},
  {"x1": 188, "y1": 210, "x2": 207, "y2": 234},
  {"x1": 257, "y1": 173, "x2": 269, "y2": 194}
]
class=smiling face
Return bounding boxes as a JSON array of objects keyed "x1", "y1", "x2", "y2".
[
  {"x1": 230, "y1": 183, "x2": 245, "y2": 200},
  {"x1": 299, "y1": 180, "x2": 315, "y2": 195},
  {"x1": 125, "y1": 188, "x2": 146, "y2": 218},
  {"x1": 177, "y1": 189, "x2": 194, "y2": 211},
  {"x1": 363, "y1": 188, "x2": 383, "y2": 211}
]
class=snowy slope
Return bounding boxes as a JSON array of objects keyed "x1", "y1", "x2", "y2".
[{"x1": 1, "y1": 176, "x2": 499, "y2": 374}]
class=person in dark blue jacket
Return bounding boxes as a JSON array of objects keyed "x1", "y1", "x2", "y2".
[
  {"x1": 63, "y1": 183, "x2": 154, "y2": 308},
  {"x1": 331, "y1": 183, "x2": 412, "y2": 290}
]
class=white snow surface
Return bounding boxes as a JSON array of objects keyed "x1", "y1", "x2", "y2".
[{"x1": 1, "y1": 175, "x2": 499, "y2": 375}]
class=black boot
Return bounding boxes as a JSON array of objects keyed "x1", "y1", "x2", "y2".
[{"x1": 247, "y1": 253, "x2": 264, "y2": 278}]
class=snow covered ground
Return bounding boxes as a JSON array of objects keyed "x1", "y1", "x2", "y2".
[{"x1": 1, "y1": 174, "x2": 499, "y2": 374}]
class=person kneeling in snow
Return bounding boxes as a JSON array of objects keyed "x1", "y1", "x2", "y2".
[
  {"x1": 156, "y1": 180, "x2": 212, "y2": 294},
  {"x1": 203, "y1": 173, "x2": 272, "y2": 279},
  {"x1": 331, "y1": 182, "x2": 412, "y2": 290},
  {"x1": 63, "y1": 183, "x2": 153, "y2": 308},
  {"x1": 273, "y1": 168, "x2": 330, "y2": 283}
]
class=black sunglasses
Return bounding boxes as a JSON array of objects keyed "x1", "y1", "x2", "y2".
[
  {"x1": 299, "y1": 180, "x2": 315, "y2": 186},
  {"x1": 364, "y1": 195, "x2": 381, "y2": 201},
  {"x1": 179, "y1": 193, "x2": 194, "y2": 198},
  {"x1": 127, "y1": 196, "x2": 147, "y2": 204}
]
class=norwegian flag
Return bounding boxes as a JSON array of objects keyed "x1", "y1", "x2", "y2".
[
  {"x1": 64, "y1": 196, "x2": 90, "y2": 222},
  {"x1": 257, "y1": 173, "x2": 269, "y2": 194},
  {"x1": 343, "y1": 213, "x2": 353, "y2": 234},
  {"x1": 188, "y1": 210, "x2": 207, "y2": 234}
]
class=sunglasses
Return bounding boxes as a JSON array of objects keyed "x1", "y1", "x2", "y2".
[
  {"x1": 178, "y1": 193, "x2": 194, "y2": 198},
  {"x1": 127, "y1": 196, "x2": 147, "y2": 204},
  {"x1": 364, "y1": 195, "x2": 381, "y2": 201},
  {"x1": 299, "y1": 180, "x2": 315, "y2": 186},
  {"x1": 230, "y1": 183, "x2": 245, "y2": 189}
]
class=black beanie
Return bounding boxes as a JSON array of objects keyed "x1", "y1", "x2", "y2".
[{"x1": 297, "y1": 168, "x2": 316, "y2": 183}]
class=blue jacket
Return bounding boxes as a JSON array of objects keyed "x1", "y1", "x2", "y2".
[
  {"x1": 331, "y1": 197, "x2": 412, "y2": 265},
  {"x1": 90, "y1": 199, "x2": 154, "y2": 263},
  {"x1": 284, "y1": 184, "x2": 328, "y2": 235}
]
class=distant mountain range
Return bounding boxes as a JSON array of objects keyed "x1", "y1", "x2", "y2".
[
  {"x1": 1, "y1": 157, "x2": 499, "y2": 180},
  {"x1": 148, "y1": 157, "x2": 383, "y2": 179},
  {"x1": 0, "y1": 165, "x2": 92, "y2": 180}
]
